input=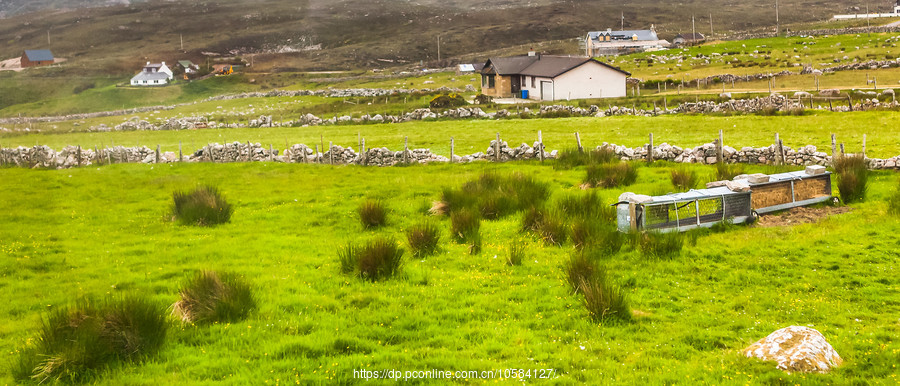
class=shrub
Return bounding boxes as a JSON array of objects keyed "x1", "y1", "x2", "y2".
[
  {"x1": 429, "y1": 93, "x2": 467, "y2": 108},
  {"x1": 565, "y1": 253, "x2": 599, "y2": 291},
  {"x1": 639, "y1": 231, "x2": 684, "y2": 259},
  {"x1": 572, "y1": 219, "x2": 624, "y2": 254},
  {"x1": 507, "y1": 242, "x2": 525, "y2": 266},
  {"x1": 441, "y1": 172, "x2": 550, "y2": 220},
  {"x1": 15, "y1": 296, "x2": 167, "y2": 383},
  {"x1": 406, "y1": 221, "x2": 441, "y2": 258},
  {"x1": 576, "y1": 272, "x2": 632, "y2": 324},
  {"x1": 888, "y1": 181, "x2": 900, "y2": 215},
  {"x1": 358, "y1": 199, "x2": 387, "y2": 228},
  {"x1": 584, "y1": 162, "x2": 638, "y2": 188},
  {"x1": 833, "y1": 154, "x2": 868, "y2": 204},
  {"x1": 473, "y1": 94, "x2": 493, "y2": 105},
  {"x1": 173, "y1": 271, "x2": 256, "y2": 324},
  {"x1": 715, "y1": 162, "x2": 745, "y2": 181},
  {"x1": 172, "y1": 186, "x2": 233, "y2": 226},
  {"x1": 450, "y1": 208, "x2": 481, "y2": 243},
  {"x1": 521, "y1": 206, "x2": 546, "y2": 232},
  {"x1": 670, "y1": 167, "x2": 697, "y2": 190},
  {"x1": 339, "y1": 237, "x2": 404, "y2": 281}
]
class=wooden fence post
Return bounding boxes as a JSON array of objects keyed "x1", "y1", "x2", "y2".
[
  {"x1": 95, "y1": 146, "x2": 100, "y2": 165},
  {"x1": 575, "y1": 132, "x2": 583, "y2": 154},
  {"x1": 538, "y1": 130, "x2": 544, "y2": 163},
  {"x1": 77, "y1": 145, "x2": 82, "y2": 167},
  {"x1": 179, "y1": 142, "x2": 183, "y2": 162},
  {"x1": 405, "y1": 136, "x2": 410, "y2": 164},
  {"x1": 246, "y1": 141, "x2": 252, "y2": 161},
  {"x1": 450, "y1": 137, "x2": 454, "y2": 163},
  {"x1": 775, "y1": 133, "x2": 781, "y2": 165},
  {"x1": 840, "y1": 143, "x2": 845, "y2": 157},
  {"x1": 831, "y1": 134, "x2": 837, "y2": 162},
  {"x1": 495, "y1": 133, "x2": 501, "y2": 162},
  {"x1": 315, "y1": 144, "x2": 320, "y2": 164},
  {"x1": 847, "y1": 95, "x2": 853, "y2": 111},
  {"x1": 778, "y1": 138, "x2": 786, "y2": 166},
  {"x1": 269, "y1": 144, "x2": 274, "y2": 162},
  {"x1": 717, "y1": 130, "x2": 724, "y2": 164},
  {"x1": 155, "y1": 145, "x2": 160, "y2": 164},
  {"x1": 648, "y1": 133, "x2": 654, "y2": 162},
  {"x1": 329, "y1": 141, "x2": 334, "y2": 165},
  {"x1": 862, "y1": 134, "x2": 867, "y2": 160}
]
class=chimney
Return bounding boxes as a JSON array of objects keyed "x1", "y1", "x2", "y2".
[
  {"x1": 146, "y1": 61, "x2": 150, "y2": 65},
  {"x1": 161, "y1": 61, "x2": 165, "y2": 65}
]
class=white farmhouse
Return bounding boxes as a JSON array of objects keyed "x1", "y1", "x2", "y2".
[
  {"x1": 480, "y1": 53, "x2": 630, "y2": 100},
  {"x1": 130, "y1": 61, "x2": 173, "y2": 86}
]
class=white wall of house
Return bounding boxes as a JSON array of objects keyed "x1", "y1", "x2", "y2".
[{"x1": 519, "y1": 61, "x2": 626, "y2": 101}]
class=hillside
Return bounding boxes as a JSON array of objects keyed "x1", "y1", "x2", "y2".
[{"x1": 0, "y1": 0, "x2": 873, "y2": 74}]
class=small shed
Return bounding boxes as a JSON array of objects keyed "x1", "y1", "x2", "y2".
[{"x1": 21, "y1": 50, "x2": 54, "y2": 67}]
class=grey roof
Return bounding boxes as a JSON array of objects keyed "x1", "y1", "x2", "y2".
[
  {"x1": 482, "y1": 55, "x2": 630, "y2": 78},
  {"x1": 587, "y1": 29, "x2": 659, "y2": 42},
  {"x1": 178, "y1": 60, "x2": 195, "y2": 68},
  {"x1": 676, "y1": 32, "x2": 706, "y2": 40},
  {"x1": 23, "y1": 49, "x2": 54, "y2": 62},
  {"x1": 131, "y1": 71, "x2": 170, "y2": 82}
]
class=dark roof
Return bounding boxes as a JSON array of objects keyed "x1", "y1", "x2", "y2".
[
  {"x1": 131, "y1": 72, "x2": 169, "y2": 82},
  {"x1": 482, "y1": 55, "x2": 630, "y2": 78},
  {"x1": 676, "y1": 32, "x2": 706, "y2": 40},
  {"x1": 23, "y1": 49, "x2": 54, "y2": 62}
]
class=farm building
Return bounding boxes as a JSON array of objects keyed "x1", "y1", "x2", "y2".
[
  {"x1": 583, "y1": 27, "x2": 670, "y2": 56},
  {"x1": 479, "y1": 53, "x2": 630, "y2": 100},
  {"x1": 130, "y1": 61, "x2": 173, "y2": 86},
  {"x1": 20, "y1": 50, "x2": 54, "y2": 67},
  {"x1": 177, "y1": 60, "x2": 199, "y2": 74},
  {"x1": 674, "y1": 32, "x2": 706, "y2": 46}
]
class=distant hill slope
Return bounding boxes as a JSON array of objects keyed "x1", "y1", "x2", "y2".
[{"x1": 0, "y1": 0, "x2": 880, "y2": 73}]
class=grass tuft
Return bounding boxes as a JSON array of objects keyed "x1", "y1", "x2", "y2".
[
  {"x1": 555, "y1": 147, "x2": 618, "y2": 169},
  {"x1": 584, "y1": 162, "x2": 638, "y2": 188},
  {"x1": 406, "y1": 220, "x2": 441, "y2": 258},
  {"x1": 440, "y1": 172, "x2": 550, "y2": 220},
  {"x1": 507, "y1": 242, "x2": 525, "y2": 266},
  {"x1": 888, "y1": 180, "x2": 900, "y2": 215},
  {"x1": 670, "y1": 167, "x2": 698, "y2": 190},
  {"x1": 358, "y1": 199, "x2": 387, "y2": 228},
  {"x1": 172, "y1": 185, "x2": 233, "y2": 226},
  {"x1": 339, "y1": 237, "x2": 405, "y2": 281},
  {"x1": 638, "y1": 231, "x2": 684, "y2": 259},
  {"x1": 173, "y1": 271, "x2": 256, "y2": 324},
  {"x1": 556, "y1": 191, "x2": 615, "y2": 222},
  {"x1": 536, "y1": 210, "x2": 568, "y2": 246},
  {"x1": 15, "y1": 296, "x2": 167, "y2": 383},
  {"x1": 714, "y1": 163, "x2": 746, "y2": 181},
  {"x1": 833, "y1": 154, "x2": 868, "y2": 204},
  {"x1": 564, "y1": 253, "x2": 631, "y2": 324}
]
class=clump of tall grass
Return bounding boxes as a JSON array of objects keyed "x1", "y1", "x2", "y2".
[
  {"x1": 888, "y1": 180, "x2": 900, "y2": 215},
  {"x1": 507, "y1": 242, "x2": 525, "y2": 266},
  {"x1": 438, "y1": 172, "x2": 549, "y2": 220},
  {"x1": 172, "y1": 271, "x2": 256, "y2": 324},
  {"x1": 584, "y1": 162, "x2": 638, "y2": 188},
  {"x1": 339, "y1": 237, "x2": 405, "y2": 281},
  {"x1": 14, "y1": 296, "x2": 167, "y2": 383},
  {"x1": 833, "y1": 154, "x2": 868, "y2": 204},
  {"x1": 670, "y1": 167, "x2": 698, "y2": 190},
  {"x1": 358, "y1": 199, "x2": 387, "y2": 228},
  {"x1": 554, "y1": 147, "x2": 618, "y2": 169},
  {"x1": 406, "y1": 221, "x2": 441, "y2": 258},
  {"x1": 714, "y1": 162, "x2": 745, "y2": 181},
  {"x1": 172, "y1": 185, "x2": 233, "y2": 226},
  {"x1": 571, "y1": 218, "x2": 624, "y2": 254},
  {"x1": 556, "y1": 191, "x2": 615, "y2": 222},
  {"x1": 564, "y1": 254, "x2": 631, "y2": 324},
  {"x1": 450, "y1": 208, "x2": 482, "y2": 254},
  {"x1": 638, "y1": 231, "x2": 684, "y2": 259},
  {"x1": 535, "y1": 210, "x2": 568, "y2": 246}
]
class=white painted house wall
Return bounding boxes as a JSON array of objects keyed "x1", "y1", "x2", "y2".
[{"x1": 520, "y1": 61, "x2": 626, "y2": 101}]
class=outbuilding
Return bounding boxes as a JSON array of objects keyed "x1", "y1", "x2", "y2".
[
  {"x1": 21, "y1": 50, "x2": 55, "y2": 68},
  {"x1": 480, "y1": 53, "x2": 630, "y2": 100}
]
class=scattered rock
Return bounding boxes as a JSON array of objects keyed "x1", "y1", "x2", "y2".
[{"x1": 743, "y1": 326, "x2": 843, "y2": 373}]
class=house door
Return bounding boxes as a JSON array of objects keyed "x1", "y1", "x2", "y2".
[
  {"x1": 511, "y1": 76, "x2": 521, "y2": 95},
  {"x1": 540, "y1": 81, "x2": 554, "y2": 101}
]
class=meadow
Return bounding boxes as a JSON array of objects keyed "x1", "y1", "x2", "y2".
[{"x1": 1, "y1": 158, "x2": 899, "y2": 384}]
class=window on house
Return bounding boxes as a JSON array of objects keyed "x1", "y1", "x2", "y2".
[
  {"x1": 143, "y1": 80, "x2": 147, "y2": 84},
  {"x1": 487, "y1": 75, "x2": 495, "y2": 88},
  {"x1": 531, "y1": 77, "x2": 535, "y2": 88}
]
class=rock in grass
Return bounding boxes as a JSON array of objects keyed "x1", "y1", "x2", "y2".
[{"x1": 743, "y1": 326, "x2": 842, "y2": 374}]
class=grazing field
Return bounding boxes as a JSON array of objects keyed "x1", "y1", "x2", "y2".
[
  {"x1": 4, "y1": 112, "x2": 900, "y2": 158},
  {"x1": 1, "y1": 160, "x2": 899, "y2": 383}
]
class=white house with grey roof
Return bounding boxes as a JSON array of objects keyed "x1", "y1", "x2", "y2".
[
  {"x1": 584, "y1": 26, "x2": 670, "y2": 56},
  {"x1": 130, "y1": 61, "x2": 173, "y2": 86},
  {"x1": 480, "y1": 52, "x2": 630, "y2": 100}
]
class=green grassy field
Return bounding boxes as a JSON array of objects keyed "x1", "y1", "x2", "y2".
[
  {"x1": 1, "y1": 160, "x2": 898, "y2": 384},
  {"x1": 4, "y1": 112, "x2": 900, "y2": 159}
]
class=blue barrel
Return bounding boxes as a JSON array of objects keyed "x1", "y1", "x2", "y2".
[{"x1": 521, "y1": 90, "x2": 529, "y2": 99}]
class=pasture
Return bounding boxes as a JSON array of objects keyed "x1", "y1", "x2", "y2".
[{"x1": 1, "y1": 157, "x2": 899, "y2": 383}]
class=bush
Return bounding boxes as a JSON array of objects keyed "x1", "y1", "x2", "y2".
[
  {"x1": 572, "y1": 219, "x2": 623, "y2": 254},
  {"x1": 556, "y1": 191, "x2": 615, "y2": 222},
  {"x1": 507, "y1": 242, "x2": 525, "y2": 266},
  {"x1": 15, "y1": 297, "x2": 167, "y2": 383},
  {"x1": 584, "y1": 162, "x2": 638, "y2": 188},
  {"x1": 441, "y1": 172, "x2": 550, "y2": 220},
  {"x1": 670, "y1": 167, "x2": 697, "y2": 190},
  {"x1": 833, "y1": 154, "x2": 868, "y2": 204},
  {"x1": 888, "y1": 181, "x2": 900, "y2": 215},
  {"x1": 358, "y1": 199, "x2": 387, "y2": 228},
  {"x1": 521, "y1": 206, "x2": 546, "y2": 232},
  {"x1": 577, "y1": 271, "x2": 632, "y2": 324},
  {"x1": 173, "y1": 271, "x2": 256, "y2": 324},
  {"x1": 429, "y1": 93, "x2": 467, "y2": 108},
  {"x1": 172, "y1": 186, "x2": 233, "y2": 226},
  {"x1": 565, "y1": 252, "x2": 599, "y2": 291},
  {"x1": 406, "y1": 221, "x2": 441, "y2": 258},
  {"x1": 715, "y1": 163, "x2": 746, "y2": 181},
  {"x1": 536, "y1": 211, "x2": 568, "y2": 246},
  {"x1": 473, "y1": 94, "x2": 493, "y2": 105},
  {"x1": 339, "y1": 237, "x2": 404, "y2": 281},
  {"x1": 639, "y1": 231, "x2": 684, "y2": 259}
]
